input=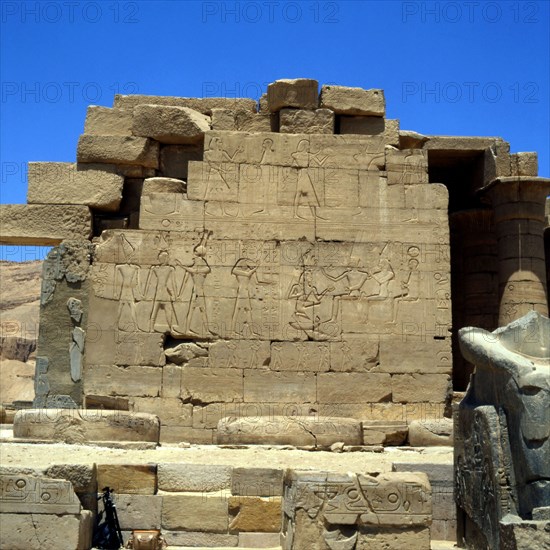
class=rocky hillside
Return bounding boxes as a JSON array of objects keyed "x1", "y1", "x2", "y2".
[{"x1": 0, "y1": 260, "x2": 42, "y2": 405}]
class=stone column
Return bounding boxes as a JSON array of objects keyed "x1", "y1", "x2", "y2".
[{"x1": 479, "y1": 177, "x2": 550, "y2": 325}]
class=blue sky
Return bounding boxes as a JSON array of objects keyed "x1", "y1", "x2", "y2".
[{"x1": 0, "y1": 0, "x2": 549, "y2": 259}]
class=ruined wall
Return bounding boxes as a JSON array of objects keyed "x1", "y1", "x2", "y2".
[{"x1": 1, "y1": 78, "x2": 546, "y2": 444}]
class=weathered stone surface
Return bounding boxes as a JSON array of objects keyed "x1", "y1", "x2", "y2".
[
  {"x1": 0, "y1": 204, "x2": 92, "y2": 245},
  {"x1": 83, "y1": 364, "x2": 162, "y2": 398},
  {"x1": 457, "y1": 311, "x2": 550, "y2": 549},
  {"x1": 0, "y1": 473, "x2": 81, "y2": 514},
  {"x1": 115, "y1": 494, "x2": 162, "y2": 529},
  {"x1": 115, "y1": 94, "x2": 257, "y2": 114},
  {"x1": 391, "y1": 374, "x2": 451, "y2": 403},
  {"x1": 499, "y1": 517, "x2": 550, "y2": 550},
  {"x1": 399, "y1": 130, "x2": 430, "y2": 149},
  {"x1": 159, "y1": 144, "x2": 203, "y2": 179},
  {"x1": 181, "y1": 366, "x2": 244, "y2": 403},
  {"x1": 279, "y1": 108, "x2": 334, "y2": 134},
  {"x1": 317, "y1": 373, "x2": 391, "y2": 403},
  {"x1": 97, "y1": 464, "x2": 156, "y2": 494},
  {"x1": 142, "y1": 176, "x2": 186, "y2": 194},
  {"x1": 217, "y1": 416, "x2": 362, "y2": 446},
  {"x1": 84, "y1": 105, "x2": 133, "y2": 135},
  {"x1": 162, "y1": 530, "x2": 238, "y2": 547},
  {"x1": 130, "y1": 397, "x2": 193, "y2": 427},
  {"x1": 231, "y1": 467, "x2": 284, "y2": 497},
  {"x1": 0, "y1": 510, "x2": 93, "y2": 550},
  {"x1": 238, "y1": 532, "x2": 281, "y2": 547},
  {"x1": 356, "y1": 527, "x2": 431, "y2": 550},
  {"x1": 320, "y1": 85, "x2": 385, "y2": 116},
  {"x1": 157, "y1": 463, "x2": 232, "y2": 492},
  {"x1": 77, "y1": 135, "x2": 159, "y2": 168},
  {"x1": 243, "y1": 371, "x2": 316, "y2": 403},
  {"x1": 408, "y1": 418, "x2": 453, "y2": 446},
  {"x1": 211, "y1": 108, "x2": 273, "y2": 133},
  {"x1": 13, "y1": 409, "x2": 160, "y2": 443},
  {"x1": 510, "y1": 151, "x2": 538, "y2": 176},
  {"x1": 339, "y1": 117, "x2": 399, "y2": 146},
  {"x1": 27, "y1": 162, "x2": 124, "y2": 211},
  {"x1": 229, "y1": 495, "x2": 282, "y2": 532},
  {"x1": 267, "y1": 79, "x2": 319, "y2": 112},
  {"x1": 133, "y1": 104, "x2": 210, "y2": 144},
  {"x1": 362, "y1": 420, "x2": 408, "y2": 446},
  {"x1": 161, "y1": 492, "x2": 228, "y2": 532}
]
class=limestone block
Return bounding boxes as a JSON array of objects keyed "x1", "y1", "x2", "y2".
[
  {"x1": 115, "y1": 494, "x2": 162, "y2": 529},
  {"x1": 130, "y1": 397, "x2": 193, "y2": 427},
  {"x1": 140, "y1": 192, "x2": 204, "y2": 232},
  {"x1": 267, "y1": 78, "x2": 319, "y2": 112},
  {"x1": 356, "y1": 527, "x2": 431, "y2": 550},
  {"x1": 142, "y1": 176, "x2": 186, "y2": 194},
  {"x1": 14, "y1": 409, "x2": 160, "y2": 443},
  {"x1": 229, "y1": 496, "x2": 282, "y2": 532},
  {"x1": 77, "y1": 135, "x2": 159, "y2": 168},
  {"x1": 0, "y1": 204, "x2": 92, "y2": 245},
  {"x1": 362, "y1": 420, "x2": 408, "y2": 446},
  {"x1": 133, "y1": 104, "x2": 210, "y2": 144},
  {"x1": 320, "y1": 85, "x2": 385, "y2": 116},
  {"x1": 238, "y1": 532, "x2": 281, "y2": 547},
  {"x1": 27, "y1": 162, "x2": 124, "y2": 211},
  {"x1": 232, "y1": 467, "x2": 284, "y2": 497},
  {"x1": 399, "y1": 130, "x2": 430, "y2": 149},
  {"x1": 181, "y1": 366, "x2": 243, "y2": 403},
  {"x1": 160, "y1": 425, "x2": 214, "y2": 444},
  {"x1": 386, "y1": 149, "x2": 428, "y2": 184},
  {"x1": 339, "y1": 117, "x2": 399, "y2": 146},
  {"x1": 408, "y1": 418, "x2": 453, "y2": 446},
  {"x1": 391, "y1": 374, "x2": 451, "y2": 403},
  {"x1": 97, "y1": 464, "x2": 157, "y2": 494},
  {"x1": 209, "y1": 340, "x2": 271, "y2": 369},
  {"x1": 157, "y1": 463, "x2": 232, "y2": 492},
  {"x1": 160, "y1": 144, "x2": 203, "y2": 180},
  {"x1": 279, "y1": 108, "x2": 334, "y2": 134},
  {"x1": 84, "y1": 105, "x2": 133, "y2": 135},
  {"x1": 211, "y1": 108, "x2": 237, "y2": 130},
  {"x1": 217, "y1": 415, "x2": 362, "y2": 446},
  {"x1": 83, "y1": 364, "x2": 162, "y2": 398},
  {"x1": 379, "y1": 339, "x2": 452, "y2": 374},
  {"x1": 329, "y1": 338, "x2": 379, "y2": 372},
  {"x1": 234, "y1": 110, "x2": 273, "y2": 132},
  {"x1": 0, "y1": 474, "x2": 81, "y2": 514},
  {"x1": 0, "y1": 510, "x2": 93, "y2": 550},
  {"x1": 187, "y1": 160, "x2": 239, "y2": 202},
  {"x1": 162, "y1": 530, "x2": 238, "y2": 547},
  {"x1": 317, "y1": 373, "x2": 392, "y2": 403},
  {"x1": 511, "y1": 151, "x2": 538, "y2": 176},
  {"x1": 499, "y1": 518, "x2": 550, "y2": 549},
  {"x1": 162, "y1": 492, "x2": 228, "y2": 532},
  {"x1": 243, "y1": 371, "x2": 316, "y2": 403},
  {"x1": 85, "y1": 330, "x2": 165, "y2": 367},
  {"x1": 114, "y1": 94, "x2": 257, "y2": 114},
  {"x1": 45, "y1": 464, "x2": 97, "y2": 509},
  {"x1": 270, "y1": 342, "x2": 330, "y2": 372}
]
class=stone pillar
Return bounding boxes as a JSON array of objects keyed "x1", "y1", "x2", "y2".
[{"x1": 479, "y1": 177, "x2": 550, "y2": 326}]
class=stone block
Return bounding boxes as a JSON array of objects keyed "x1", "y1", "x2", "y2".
[
  {"x1": 238, "y1": 532, "x2": 281, "y2": 547},
  {"x1": 379, "y1": 339, "x2": 451, "y2": 374},
  {"x1": 391, "y1": 374, "x2": 451, "y2": 403},
  {"x1": 0, "y1": 474, "x2": 81, "y2": 514},
  {"x1": 27, "y1": 162, "x2": 124, "y2": 211},
  {"x1": 181, "y1": 366, "x2": 243, "y2": 403},
  {"x1": 231, "y1": 467, "x2": 284, "y2": 497},
  {"x1": 132, "y1": 104, "x2": 210, "y2": 144},
  {"x1": 217, "y1": 415, "x2": 362, "y2": 446},
  {"x1": 130, "y1": 397, "x2": 192, "y2": 427},
  {"x1": 279, "y1": 108, "x2": 334, "y2": 134},
  {"x1": 142, "y1": 176, "x2": 186, "y2": 194},
  {"x1": 139, "y1": 192, "x2": 204, "y2": 232},
  {"x1": 0, "y1": 510, "x2": 93, "y2": 550},
  {"x1": 386, "y1": 149, "x2": 428, "y2": 184},
  {"x1": 317, "y1": 372, "x2": 392, "y2": 403},
  {"x1": 408, "y1": 418, "x2": 453, "y2": 446},
  {"x1": 356, "y1": 527, "x2": 431, "y2": 550},
  {"x1": 115, "y1": 494, "x2": 162, "y2": 530},
  {"x1": 84, "y1": 105, "x2": 133, "y2": 135},
  {"x1": 157, "y1": 463, "x2": 232, "y2": 492},
  {"x1": 160, "y1": 425, "x2": 214, "y2": 444},
  {"x1": 339, "y1": 116, "x2": 399, "y2": 146},
  {"x1": 0, "y1": 204, "x2": 92, "y2": 245},
  {"x1": 270, "y1": 342, "x2": 330, "y2": 372},
  {"x1": 209, "y1": 340, "x2": 271, "y2": 369},
  {"x1": 96, "y1": 464, "x2": 157, "y2": 494},
  {"x1": 13, "y1": 409, "x2": 160, "y2": 443},
  {"x1": 77, "y1": 135, "x2": 159, "y2": 168},
  {"x1": 159, "y1": 144, "x2": 203, "y2": 179},
  {"x1": 45, "y1": 464, "x2": 97, "y2": 509},
  {"x1": 511, "y1": 151, "x2": 538, "y2": 176},
  {"x1": 362, "y1": 420, "x2": 408, "y2": 445},
  {"x1": 320, "y1": 85, "x2": 385, "y2": 116},
  {"x1": 114, "y1": 94, "x2": 257, "y2": 114},
  {"x1": 243, "y1": 371, "x2": 316, "y2": 403},
  {"x1": 229, "y1": 495, "x2": 282, "y2": 532},
  {"x1": 162, "y1": 530, "x2": 238, "y2": 547},
  {"x1": 329, "y1": 338, "x2": 379, "y2": 372},
  {"x1": 84, "y1": 364, "x2": 162, "y2": 398},
  {"x1": 499, "y1": 518, "x2": 550, "y2": 550},
  {"x1": 267, "y1": 78, "x2": 319, "y2": 112},
  {"x1": 161, "y1": 492, "x2": 228, "y2": 532}
]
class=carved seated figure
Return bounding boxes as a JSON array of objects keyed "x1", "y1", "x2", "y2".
[{"x1": 456, "y1": 311, "x2": 549, "y2": 549}]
